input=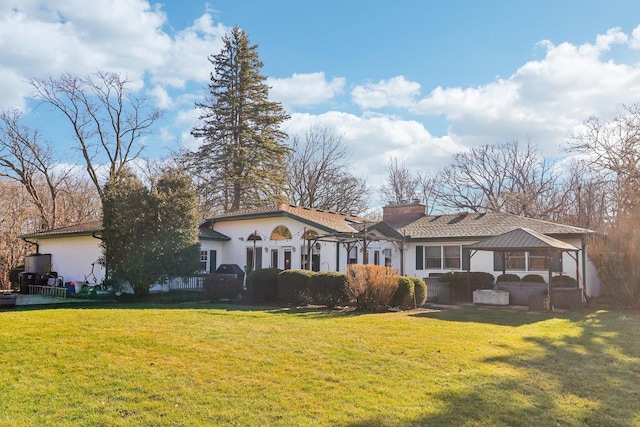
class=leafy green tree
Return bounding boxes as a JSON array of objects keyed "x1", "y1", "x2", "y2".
[
  {"x1": 101, "y1": 168, "x2": 200, "y2": 296},
  {"x1": 190, "y1": 26, "x2": 290, "y2": 213},
  {"x1": 152, "y1": 169, "x2": 200, "y2": 281}
]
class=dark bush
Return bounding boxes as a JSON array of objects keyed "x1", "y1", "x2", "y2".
[
  {"x1": 203, "y1": 275, "x2": 244, "y2": 302},
  {"x1": 389, "y1": 276, "x2": 415, "y2": 309},
  {"x1": 8, "y1": 266, "x2": 24, "y2": 289},
  {"x1": 246, "y1": 268, "x2": 281, "y2": 304},
  {"x1": 277, "y1": 269, "x2": 316, "y2": 305},
  {"x1": 308, "y1": 271, "x2": 350, "y2": 308},
  {"x1": 522, "y1": 274, "x2": 546, "y2": 283},
  {"x1": 410, "y1": 277, "x2": 427, "y2": 307},
  {"x1": 440, "y1": 272, "x2": 494, "y2": 289},
  {"x1": 551, "y1": 275, "x2": 578, "y2": 288},
  {"x1": 496, "y1": 273, "x2": 521, "y2": 283}
]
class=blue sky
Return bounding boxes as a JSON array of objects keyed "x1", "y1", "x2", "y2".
[{"x1": 3, "y1": 1, "x2": 640, "y2": 206}]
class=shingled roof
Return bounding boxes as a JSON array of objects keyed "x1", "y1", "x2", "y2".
[
  {"x1": 21, "y1": 220, "x2": 103, "y2": 239},
  {"x1": 22, "y1": 220, "x2": 230, "y2": 241},
  {"x1": 206, "y1": 204, "x2": 371, "y2": 233},
  {"x1": 402, "y1": 211, "x2": 592, "y2": 241}
]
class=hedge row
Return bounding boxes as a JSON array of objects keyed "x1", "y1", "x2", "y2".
[
  {"x1": 243, "y1": 267, "x2": 427, "y2": 310},
  {"x1": 440, "y1": 271, "x2": 495, "y2": 289}
]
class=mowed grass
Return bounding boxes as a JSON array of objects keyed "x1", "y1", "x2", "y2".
[{"x1": 1, "y1": 303, "x2": 639, "y2": 426}]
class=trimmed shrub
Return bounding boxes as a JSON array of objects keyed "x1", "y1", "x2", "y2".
[
  {"x1": 389, "y1": 276, "x2": 415, "y2": 309},
  {"x1": 410, "y1": 277, "x2": 427, "y2": 307},
  {"x1": 496, "y1": 273, "x2": 521, "y2": 283},
  {"x1": 440, "y1": 272, "x2": 495, "y2": 289},
  {"x1": 246, "y1": 268, "x2": 281, "y2": 304},
  {"x1": 551, "y1": 275, "x2": 578, "y2": 288},
  {"x1": 308, "y1": 271, "x2": 350, "y2": 308},
  {"x1": 277, "y1": 269, "x2": 316, "y2": 305},
  {"x1": 522, "y1": 274, "x2": 546, "y2": 283},
  {"x1": 203, "y1": 275, "x2": 244, "y2": 302},
  {"x1": 346, "y1": 264, "x2": 398, "y2": 311}
]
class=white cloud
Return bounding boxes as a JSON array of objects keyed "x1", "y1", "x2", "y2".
[
  {"x1": 148, "y1": 85, "x2": 173, "y2": 109},
  {"x1": 283, "y1": 112, "x2": 463, "y2": 190},
  {"x1": 412, "y1": 26, "x2": 640, "y2": 155},
  {"x1": 0, "y1": 1, "x2": 228, "y2": 109},
  {"x1": 352, "y1": 76, "x2": 421, "y2": 110},
  {"x1": 268, "y1": 73, "x2": 346, "y2": 107}
]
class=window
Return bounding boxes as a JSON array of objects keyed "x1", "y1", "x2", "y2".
[
  {"x1": 374, "y1": 250, "x2": 380, "y2": 266},
  {"x1": 443, "y1": 246, "x2": 461, "y2": 269},
  {"x1": 301, "y1": 245, "x2": 320, "y2": 271},
  {"x1": 270, "y1": 225, "x2": 292, "y2": 240},
  {"x1": 383, "y1": 249, "x2": 392, "y2": 267},
  {"x1": 528, "y1": 252, "x2": 548, "y2": 271},
  {"x1": 505, "y1": 251, "x2": 526, "y2": 270},
  {"x1": 348, "y1": 246, "x2": 358, "y2": 264},
  {"x1": 199, "y1": 251, "x2": 208, "y2": 272},
  {"x1": 425, "y1": 246, "x2": 441, "y2": 269}
]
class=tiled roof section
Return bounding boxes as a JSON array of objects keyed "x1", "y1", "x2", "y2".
[
  {"x1": 403, "y1": 212, "x2": 592, "y2": 240},
  {"x1": 21, "y1": 220, "x2": 103, "y2": 238},
  {"x1": 210, "y1": 204, "x2": 371, "y2": 233}
]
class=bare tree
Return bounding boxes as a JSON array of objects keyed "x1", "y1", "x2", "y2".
[
  {"x1": 416, "y1": 171, "x2": 440, "y2": 214},
  {"x1": 56, "y1": 173, "x2": 102, "y2": 226},
  {"x1": 30, "y1": 72, "x2": 162, "y2": 200},
  {"x1": 567, "y1": 103, "x2": 640, "y2": 214},
  {"x1": 0, "y1": 109, "x2": 72, "y2": 230},
  {"x1": 380, "y1": 158, "x2": 419, "y2": 204},
  {"x1": 436, "y1": 140, "x2": 562, "y2": 218},
  {"x1": 547, "y1": 160, "x2": 614, "y2": 231},
  {"x1": 0, "y1": 180, "x2": 37, "y2": 288},
  {"x1": 286, "y1": 126, "x2": 369, "y2": 215}
]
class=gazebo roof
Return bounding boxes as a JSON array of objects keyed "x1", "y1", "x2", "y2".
[{"x1": 465, "y1": 228, "x2": 579, "y2": 252}]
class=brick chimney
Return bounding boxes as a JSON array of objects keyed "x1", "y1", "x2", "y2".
[{"x1": 382, "y1": 199, "x2": 426, "y2": 228}]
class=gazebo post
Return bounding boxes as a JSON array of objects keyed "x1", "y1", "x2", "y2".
[{"x1": 547, "y1": 252, "x2": 553, "y2": 311}]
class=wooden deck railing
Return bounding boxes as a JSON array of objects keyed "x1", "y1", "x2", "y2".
[
  {"x1": 164, "y1": 275, "x2": 205, "y2": 291},
  {"x1": 28, "y1": 285, "x2": 67, "y2": 299}
]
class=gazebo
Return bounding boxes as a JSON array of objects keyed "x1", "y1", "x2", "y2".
[{"x1": 464, "y1": 228, "x2": 582, "y2": 310}]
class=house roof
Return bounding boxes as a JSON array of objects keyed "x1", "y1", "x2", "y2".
[
  {"x1": 403, "y1": 211, "x2": 592, "y2": 241},
  {"x1": 21, "y1": 220, "x2": 103, "y2": 239},
  {"x1": 465, "y1": 228, "x2": 580, "y2": 252},
  {"x1": 22, "y1": 220, "x2": 230, "y2": 241},
  {"x1": 206, "y1": 204, "x2": 372, "y2": 234}
]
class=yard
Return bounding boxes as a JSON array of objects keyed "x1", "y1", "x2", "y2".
[{"x1": 0, "y1": 303, "x2": 639, "y2": 426}]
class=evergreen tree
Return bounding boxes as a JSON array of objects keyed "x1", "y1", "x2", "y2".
[
  {"x1": 191, "y1": 26, "x2": 290, "y2": 212},
  {"x1": 101, "y1": 168, "x2": 200, "y2": 296}
]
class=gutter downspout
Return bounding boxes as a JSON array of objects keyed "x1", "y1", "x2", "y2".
[{"x1": 21, "y1": 237, "x2": 39, "y2": 254}]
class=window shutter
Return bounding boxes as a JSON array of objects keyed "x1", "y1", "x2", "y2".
[
  {"x1": 415, "y1": 246, "x2": 424, "y2": 270},
  {"x1": 552, "y1": 252, "x2": 562, "y2": 272},
  {"x1": 209, "y1": 250, "x2": 217, "y2": 273},
  {"x1": 462, "y1": 248, "x2": 471, "y2": 271},
  {"x1": 493, "y1": 252, "x2": 504, "y2": 271}
]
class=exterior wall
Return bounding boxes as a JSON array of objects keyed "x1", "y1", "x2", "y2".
[
  {"x1": 36, "y1": 235, "x2": 105, "y2": 284},
  {"x1": 210, "y1": 217, "x2": 396, "y2": 274},
  {"x1": 403, "y1": 236, "x2": 602, "y2": 297}
]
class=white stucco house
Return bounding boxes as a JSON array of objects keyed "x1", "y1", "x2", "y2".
[{"x1": 20, "y1": 201, "x2": 601, "y2": 299}]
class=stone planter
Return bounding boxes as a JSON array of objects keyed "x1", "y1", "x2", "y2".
[
  {"x1": 0, "y1": 292, "x2": 17, "y2": 308},
  {"x1": 496, "y1": 281, "x2": 548, "y2": 306},
  {"x1": 473, "y1": 289, "x2": 509, "y2": 305}
]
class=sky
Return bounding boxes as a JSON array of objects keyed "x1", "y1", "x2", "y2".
[{"x1": 3, "y1": 0, "x2": 640, "y2": 207}]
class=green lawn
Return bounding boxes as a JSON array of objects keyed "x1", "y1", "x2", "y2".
[{"x1": 0, "y1": 303, "x2": 639, "y2": 426}]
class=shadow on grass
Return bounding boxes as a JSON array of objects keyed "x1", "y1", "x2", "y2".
[
  {"x1": 410, "y1": 304, "x2": 556, "y2": 327},
  {"x1": 347, "y1": 309, "x2": 640, "y2": 426}
]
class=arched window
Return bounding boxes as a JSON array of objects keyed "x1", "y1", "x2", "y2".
[
  {"x1": 247, "y1": 231, "x2": 262, "y2": 241},
  {"x1": 302, "y1": 230, "x2": 319, "y2": 240},
  {"x1": 270, "y1": 225, "x2": 292, "y2": 240}
]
